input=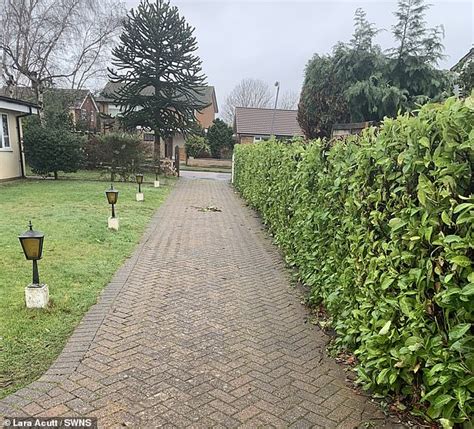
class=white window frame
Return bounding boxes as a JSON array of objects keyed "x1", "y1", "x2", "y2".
[
  {"x1": 253, "y1": 136, "x2": 264, "y2": 143},
  {"x1": 0, "y1": 114, "x2": 11, "y2": 150}
]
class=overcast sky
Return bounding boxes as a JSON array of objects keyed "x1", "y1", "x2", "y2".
[{"x1": 125, "y1": 0, "x2": 473, "y2": 114}]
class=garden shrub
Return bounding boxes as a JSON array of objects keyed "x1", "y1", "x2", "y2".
[
  {"x1": 83, "y1": 132, "x2": 149, "y2": 181},
  {"x1": 185, "y1": 135, "x2": 210, "y2": 159},
  {"x1": 23, "y1": 116, "x2": 84, "y2": 179},
  {"x1": 233, "y1": 96, "x2": 473, "y2": 426},
  {"x1": 207, "y1": 118, "x2": 234, "y2": 158}
]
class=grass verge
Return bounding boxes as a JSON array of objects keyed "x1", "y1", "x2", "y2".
[{"x1": 0, "y1": 178, "x2": 174, "y2": 398}]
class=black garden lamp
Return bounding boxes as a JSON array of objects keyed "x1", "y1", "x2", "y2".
[
  {"x1": 136, "y1": 174, "x2": 144, "y2": 193},
  {"x1": 18, "y1": 221, "x2": 44, "y2": 286},
  {"x1": 105, "y1": 184, "x2": 119, "y2": 218},
  {"x1": 155, "y1": 166, "x2": 160, "y2": 182}
]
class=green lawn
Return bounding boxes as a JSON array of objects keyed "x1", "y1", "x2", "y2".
[{"x1": 0, "y1": 178, "x2": 174, "y2": 398}]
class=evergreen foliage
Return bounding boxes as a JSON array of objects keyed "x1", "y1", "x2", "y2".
[
  {"x1": 350, "y1": 8, "x2": 379, "y2": 51},
  {"x1": 298, "y1": 0, "x2": 451, "y2": 138},
  {"x1": 84, "y1": 132, "x2": 148, "y2": 181},
  {"x1": 298, "y1": 54, "x2": 349, "y2": 138},
  {"x1": 108, "y1": 0, "x2": 208, "y2": 158},
  {"x1": 235, "y1": 96, "x2": 473, "y2": 425},
  {"x1": 184, "y1": 135, "x2": 210, "y2": 159},
  {"x1": 207, "y1": 119, "x2": 234, "y2": 158},
  {"x1": 23, "y1": 103, "x2": 83, "y2": 179},
  {"x1": 388, "y1": 0, "x2": 448, "y2": 107}
]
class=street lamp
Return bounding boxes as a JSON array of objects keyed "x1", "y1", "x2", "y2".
[
  {"x1": 136, "y1": 174, "x2": 144, "y2": 201},
  {"x1": 154, "y1": 166, "x2": 160, "y2": 188},
  {"x1": 105, "y1": 184, "x2": 119, "y2": 230},
  {"x1": 18, "y1": 221, "x2": 49, "y2": 308},
  {"x1": 19, "y1": 221, "x2": 44, "y2": 284},
  {"x1": 136, "y1": 174, "x2": 143, "y2": 192},
  {"x1": 270, "y1": 81, "x2": 280, "y2": 137},
  {"x1": 106, "y1": 184, "x2": 119, "y2": 217}
]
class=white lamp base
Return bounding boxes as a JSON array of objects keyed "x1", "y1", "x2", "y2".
[
  {"x1": 136, "y1": 192, "x2": 144, "y2": 201},
  {"x1": 25, "y1": 284, "x2": 49, "y2": 309},
  {"x1": 108, "y1": 216, "x2": 119, "y2": 230},
  {"x1": 154, "y1": 180, "x2": 160, "y2": 188}
]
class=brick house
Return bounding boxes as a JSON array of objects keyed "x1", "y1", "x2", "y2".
[
  {"x1": 96, "y1": 82, "x2": 218, "y2": 159},
  {"x1": 233, "y1": 107, "x2": 304, "y2": 144},
  {"x1": 63, "y1": 89, "x2": 100, "y2": 133},
  {"x1": 0, "y1": 87, "x2": 100, "y2": 132}
]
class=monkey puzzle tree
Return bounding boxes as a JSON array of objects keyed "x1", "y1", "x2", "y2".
[{"x1": 108, "y1": 0, "x2": 208, "y2": 160}]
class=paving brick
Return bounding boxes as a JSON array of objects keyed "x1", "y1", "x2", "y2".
[
  {"x1": 290, "y1": 418, "x2": 316, "y2": 429},
  {"x1": 22, "y1": 402, "x2": 44, "y2": 416},
  {"x1": 0, "y1": 179, "x2": 397, "y2": 428},
  {"x1": 233, "y1": 404, "x2": 261, "y2": 422},
  {"x1": 280, "y1": 405, "x2": 309, "y2": 424}
]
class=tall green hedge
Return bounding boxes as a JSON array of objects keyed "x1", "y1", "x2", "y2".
[{"x1": 234, "y1": 96, "x2": 473, "y2": 426}]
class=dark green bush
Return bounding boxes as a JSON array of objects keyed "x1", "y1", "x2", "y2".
[
  {"x1": 23, "y1": 118, "x2": 84, "y2": 179},
  {"x1": 234, "y1": 96, "x2": 473, "y2": 426},
  {"x1": 207, "y1": 118, "x2": 234, "y2": 158},
  {"x1": 83, "y1": 132, "x2": 149, "y2": 181}
]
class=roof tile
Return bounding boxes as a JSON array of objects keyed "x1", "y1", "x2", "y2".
[{"x1": 234, "y1": 107, "x2": 303, "y2": 137}]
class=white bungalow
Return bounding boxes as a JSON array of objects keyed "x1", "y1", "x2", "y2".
[{"x1": 0, "y1": 95, "x2": 38, "y2": 181}]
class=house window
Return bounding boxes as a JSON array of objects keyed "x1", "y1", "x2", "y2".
[
  {"x1": 253, "y1": 136, "x2": 265, "y2": 143},
  {"x1": 143, "y1": 133, "x2": 155, "y2": 142},
  {"x1": 0, "y1": 114, "x2": 10, "y2": 149}
]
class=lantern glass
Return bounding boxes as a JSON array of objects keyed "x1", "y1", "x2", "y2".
[
  {"x1": 136, "y1": 174, "x2": 143, "y2": 184},
  {"x1": 19, "y1": 223, "x2": 44, "y2": 260},
  {"x1": 106, "y1": 188, "x2": 118, "y2": 205}
]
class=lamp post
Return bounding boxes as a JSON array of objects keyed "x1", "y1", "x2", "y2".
[
  {"x1": 270, "y1": 81, "x2": 280, "y2": 137},
  {"x1": 18, "y1": 221, "x2": 49, "y2": 308},
  {"x1": 105, "y1": 184, "x2": 119, "y2": 230},
  {"x1": 136, "y1": 174, "x2": 144, "y2": 201}
]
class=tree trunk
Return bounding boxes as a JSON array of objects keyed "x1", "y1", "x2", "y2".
[
  {"x1": 54, "y1": 171, "x2": 58, "y2": 180},
  {"x1": 37, "y1": 86, "x2": 45, "y2": 123},
  {"x1": 31, "y1": 76, "x2": 45, "y2": 124},
  {"x1": 6, "y1": 83, "x2": 14, "y2": 98}
]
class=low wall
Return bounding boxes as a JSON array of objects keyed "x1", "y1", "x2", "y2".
[{"x1": 186, "y1": 158, "x2": 232, "y2": 168}]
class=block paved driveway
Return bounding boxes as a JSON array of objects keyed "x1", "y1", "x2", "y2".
[{"x1": 0, "y1": 179, "x2": 395, "y2": 428}]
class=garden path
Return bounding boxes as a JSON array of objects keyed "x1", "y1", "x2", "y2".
[{"x1": 0, "y1": 179, "x2": 397, "y2": 428}]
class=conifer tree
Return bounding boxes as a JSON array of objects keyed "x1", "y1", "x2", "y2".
[
  {"x1": 207, "y1": 119, "x2": 234, "y2": 158},
  {"x1": 391, "y1": 0, "x2": 444, "y2": 63},
  {"x1": 389, "y1": 0, "x2": 447, "y2": 103},
  {"x1": 298, "y1": 0, "x2": 450, "y2": 135},
  {"x1": 108, "y1": 0, "x2": 208, "y2": 159},
  {"x1": 350, "y1": 8, "x2": 379, "y2": 52}
]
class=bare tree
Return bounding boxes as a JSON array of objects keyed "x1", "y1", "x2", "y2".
[
  {"x1": 0, "y1": 0, "x2": 123, "y2": 119},
  {"x1": 63, "y1": 1, "x2": 124, "y2": 90},
  {"x1": 279, "y1": 90, "x2": 299, "y2": 110},
  {"x1": 222, "y1": 78, "x2": 273, "y2": 124}
]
